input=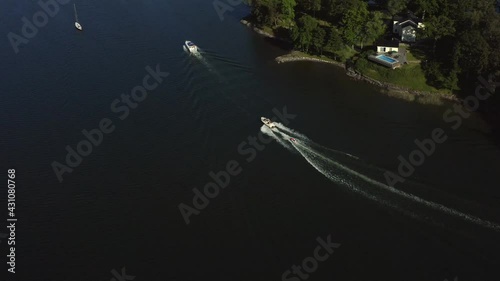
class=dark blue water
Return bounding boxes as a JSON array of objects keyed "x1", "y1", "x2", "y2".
[{"x1": 1, "y1": 1, "x2": 500, "y2": 280}]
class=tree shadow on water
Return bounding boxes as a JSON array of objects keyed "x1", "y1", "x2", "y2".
[{"x1": 262, "y1": 26, "x2": 293, "y2": 50}]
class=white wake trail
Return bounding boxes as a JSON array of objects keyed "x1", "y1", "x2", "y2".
[
  {"x1": 290, "y1": 140, "x2": 424, "y2": 221},
  {"x1": 279, "y1": 124, "x2": 500, "y2": 232},
  {"x1": 183, "y1": 45, "x2": 221, "y2": 76},
  {"x1": 261, "y1": 126, "x2": 293, "y2": 150},
  {"x1": 274, "y1": 123, "x2": 358, "y2": 160},
  {"x1": 275, "y1": 123, "x2": 309, "y2": 140}
]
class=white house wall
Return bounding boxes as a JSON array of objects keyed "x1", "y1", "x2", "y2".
[
  {"x1": 402, "y1": 27, "x2": 416, "y2": 42},
  {"x1": 377, "y1": 47, "x2": 399, "y2": 53}
]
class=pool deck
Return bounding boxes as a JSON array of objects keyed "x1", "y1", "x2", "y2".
[
  {"x1": 370, "y1": 46, "x2": 407, "y2": 69},
  {"x1": 368, "y1": 55, "x2": 401, "y2": 69},
  {"x1": 395, "y1": 46, "x2": 407, "y2": 64}
]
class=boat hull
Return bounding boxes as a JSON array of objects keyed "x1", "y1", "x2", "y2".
[
  {"x1": 184, "y1": 41, "x2": 198, "y2": 53},
  {"x1": 261, "y1": 117, "x2": 276, "y2": 128}
]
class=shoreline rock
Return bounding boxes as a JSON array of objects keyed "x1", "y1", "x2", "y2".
[
  {"x1": 275, "y1": 55, "x2": 345, "y2": 68},
  {"x1": 347, "y1": 70, "x2": 459, "y2": 103},
  {"x1": 275, "y1": 54, "x2": 459, "y2": 103},
  {"x1": 240, "y1": 18, "x2": 459, "y2": 104},
  {"x1": 240, "y1": 19, "x2": 275, "y2": 38},
  {"x1": 240, "y1": 20, "x2": 292, "y2": 43}
]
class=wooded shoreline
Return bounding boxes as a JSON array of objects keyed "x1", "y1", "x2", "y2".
[{"x1": 241, "y1": 19, "x2": 459, "y2": 104}]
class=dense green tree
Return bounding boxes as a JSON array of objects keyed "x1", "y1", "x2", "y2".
[
  {"x1": 410, "y1": 0, "x2": 439, "y2": 18},
  {"x1": 324, "y1": 27, "x2": 344, "y2": 60},
  {"x1": 312, "y1": 27, "x2": 326, "y2": 54},
  {"x1": 484, "y1": 15, "x2": 500, "y2": 74},
  {"x1": 322, "y1": 0, "x2": 339, "y2": 20},
  {"x1": 280, "y1": 0, "x2": 297, "y2": 27},
  {"x1": 325, "y1": 27, "x2": 343, "y2": 52},
  {"x1": 421, "y1": 15, "x2": 456, "y2": 53},
  {"x1": 310, "y1": 0, "x2": 322, "y2": 14},
  {"x1": 250, "y1": 0, "x2": 280, "y2": 26},
  {"x1": 360, "y1": 11, "x2": 386, "y2": 49},
  {"x1": 322, "y1": 0, "x2": 357, "y2": 22},
  {"x1": 386, "y1": 0, "x2": 408, "y2": 16},
  {"x1": 423, "y1": 60, "x2": 459, "y2": 91},
  {"x1": 291, "y1": 15, "x2": 318, "y2": 52},
  {"x1": 249, "y1": 0, "x2": 500, "y2": 93},
  {"x1": 340, "y1": 0, "x2": 369, "y2": 49},
  {"x1": 456, "y1": 30, "x2": 491, "y2": 76},
  {"x1": 442, "y1": 70, "x2": 460, "y2": 91},
  {"x1": 249, "y1": 0, "x2": 296, "y2": 27},
  {"x1": 297, "y1": 0, "x2": 321, "y2": 15}
]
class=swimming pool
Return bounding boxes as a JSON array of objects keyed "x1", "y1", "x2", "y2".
[
  {"x1": 377, "y1": 55, "x2": 397, "y2": 64},
  {"x1": 368, "y1": 54, "x2": 400, "y2": 68}
]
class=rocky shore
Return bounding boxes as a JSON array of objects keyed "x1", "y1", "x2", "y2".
[
  {"x1": 275, "y1": 54, "x2": 345, "y2": 68},
  {"x1": 346, "y1": 70, "x2": 460, "y2": 103},
  {"x1": 240, "y1": 19, "x2": 459, "y2": 104},
  {"x1": 240, "y1": 19, "x2": 291, "y2": 43},
  {"x1": 274, "y1": 52, "x2": 459, "y2": 103}
]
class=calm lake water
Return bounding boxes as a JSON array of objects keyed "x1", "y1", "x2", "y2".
[{"x1": 1, "y1": 0, "x2": 500, "y2": 280}]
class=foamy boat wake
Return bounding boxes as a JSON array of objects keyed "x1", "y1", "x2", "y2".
[
  {"x1": 264, "y1": 123, "x2": 500, "y2": 232},
  {"x1": 261, "y1": 125, "x2": 293, "y2": 150}
]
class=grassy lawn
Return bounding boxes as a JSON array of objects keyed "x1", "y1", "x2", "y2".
[
  {"x1": 286, "y1": 47, "x2": 358, "y2": 64},
  {"x1": 335, "y1": 47, "x2": 358, "y2": 61},
  {"x1": 405, "y1": 49, "x2": 421, "y2": 63},
  {"x1": 407, "y1": 44, "x2": 430, "y2": 61},
  {"x1": 321, "y1": 46, "x2": 358, "y2": 62},
  {"x1": 247, "y1": 17, "x2": 453, "y2": 99},
  {"x1": 356, "y1": 57, "x2": 451, "y2": 95}
]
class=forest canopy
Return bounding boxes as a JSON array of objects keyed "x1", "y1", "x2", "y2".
[{"x1": 246, "y1": 0, "x2": 500, "y2": 91}]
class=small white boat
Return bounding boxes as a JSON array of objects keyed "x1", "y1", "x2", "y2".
[
  {"x1": 185, "y1": 41, "x2": 198, "y2": 53},
  {"x1": 261, "y1": 117, "x2": 276, "y2": 129},
  {"x1": 74, "y1": 4, "x2": 83, "y2": 31}
]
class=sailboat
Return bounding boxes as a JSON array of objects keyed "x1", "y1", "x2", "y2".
[{"x1": 74, "y1": 3, "x2": 83, "y2": 31}]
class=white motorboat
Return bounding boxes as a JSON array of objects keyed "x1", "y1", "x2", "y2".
[
  {"x1": 261, "y1": 117, "x2": 276, "y2": 129},
  {"x1": 185, "y1": 41, "x2": 198, "y2": 53}
]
